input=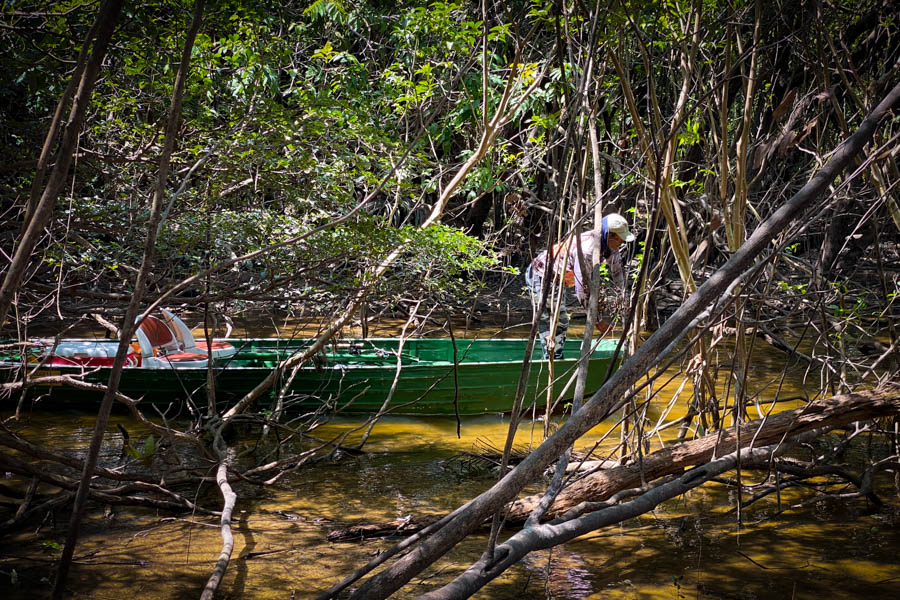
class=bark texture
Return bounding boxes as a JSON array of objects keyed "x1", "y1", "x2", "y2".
[
  {"x1": 326, "y1": 383, "x2": 900, "y2": 542},
  {"x1": 346, "y1": 81, "x2": 900, "y2": 600}
]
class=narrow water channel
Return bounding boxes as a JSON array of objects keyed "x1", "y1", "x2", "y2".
[{"x1": 1, "y1": 321, "x2": 898, "y2": 599}]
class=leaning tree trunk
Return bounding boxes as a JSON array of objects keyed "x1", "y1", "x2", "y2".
[{"x1": 343, "y1": 80, "x2": 900, "y2": 600}]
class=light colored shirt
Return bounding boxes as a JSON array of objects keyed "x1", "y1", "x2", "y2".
[{"x1": 531, "y1": 231, "x2": 626, "y2": 309}]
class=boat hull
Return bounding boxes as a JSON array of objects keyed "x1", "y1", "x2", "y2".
[{"x1": 2, "y1": 338, "x2": 620, "y2": 415}]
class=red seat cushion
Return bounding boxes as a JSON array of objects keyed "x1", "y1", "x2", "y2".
[
  {"x1": 46, "y1": 352, "x2": 136, "y2": 367},
  {"x1": 140, "y1": 316, "x2": 177, "y2": 347},
  {"x1": 162, "y1": 352, "x2": 208, "y2": 362},
  {"x1": 195, "y1": 340, "x2": 234, "y2": 351}
]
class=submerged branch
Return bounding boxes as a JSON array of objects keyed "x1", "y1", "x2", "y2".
[
  {"x1": 201, "y1": 446, "x2": 237, "y2": 600},
  {"x1": 324, "y1": 384, "x2": 900, "y2": 545}
]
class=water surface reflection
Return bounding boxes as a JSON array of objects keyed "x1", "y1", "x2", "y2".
[
  {"x1": 1, "y1": 321, "x2": 897, "y2": 599},
  {"x1": 1, "y1": 408, "x2": 897, "y2": 599}
]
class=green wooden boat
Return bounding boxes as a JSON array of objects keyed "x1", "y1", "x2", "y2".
[{"x1": 1, "y1": 337, "x2": 620, "y2": 415}]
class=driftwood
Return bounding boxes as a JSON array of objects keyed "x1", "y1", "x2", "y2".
[
  {"x1": 200, "y1": 446, "x2": 237, "y2": 600},
  {"x1": 327, "y1": 516, "x2": 434, "y2": 542},
  {"x1": 326, "y1": 384, "x2": 900, "y2": 541}
]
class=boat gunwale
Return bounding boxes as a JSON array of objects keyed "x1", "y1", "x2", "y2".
[{"x1": 2, "y1": 337, "x2": 619, "y2": 371}]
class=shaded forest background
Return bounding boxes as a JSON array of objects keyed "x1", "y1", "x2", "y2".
[{"x1": 1, "y1": 0, "x2": 897, "y2": 338}]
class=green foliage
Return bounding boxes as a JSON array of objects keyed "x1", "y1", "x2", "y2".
[
  {"x1": 631, "y1": 241, "x2": 646, "y2": 282},
  {"x1": 3, "y1": 0, "x2": 897, "y2": 331},
  {"x1": 677, "y1": 120, "x2": 700, "y2": 148},
  {"x1": 304, "y1": 0, "x2": 349, "y2": 25},
  {"x1": 124, "y1": 434, "x2": 156, "y2": 466},
  {"x1": 887, "y1": 282, "x2": 900, "y2": 303},
  {"x1": 777, "y1": 280, "x2": 808, "y2": 295}
]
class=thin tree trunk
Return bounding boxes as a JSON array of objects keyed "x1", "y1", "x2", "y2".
[
  {"x1": 728, "y1": 0, "x2": 762, "y2": 424},
  {"x1": 0, "y1": 0, "x2": 123, "y2": 330},
  {"x1": 51, "y1": 2, "x2": 204, "y2": 596},
  {"x1": 21, "y1": 14, "x2": 100, "y2": 230}
]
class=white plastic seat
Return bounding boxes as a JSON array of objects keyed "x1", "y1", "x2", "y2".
[
  {"x1": 160, "y1": 309, "x2": 237, "y2": 360},
  {"x1": 135, "y1": 315, "x2": 209, "y2": 369}
]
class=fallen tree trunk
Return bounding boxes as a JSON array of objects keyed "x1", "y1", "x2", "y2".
[
  {"x1": 326, "y1": 384, "x2": 900, "y2": 541},
  {"x1": 506, "y1": 384, "x2": 900, "y2": 520},
  {"x1": 419, "y1": 441, "x2": 800, "y2": 600}
]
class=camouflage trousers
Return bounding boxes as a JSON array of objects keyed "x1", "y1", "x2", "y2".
[{"x1": 525, "y1": 264, "x2": 569, "y2": 359}]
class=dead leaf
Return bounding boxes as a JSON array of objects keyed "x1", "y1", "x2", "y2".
[
  {"x1": 772, "y1": 88, "x2": 797, "y2": 123},
  {"x1": 777, "y1": 130, "x2": 798, "y2": 156}
]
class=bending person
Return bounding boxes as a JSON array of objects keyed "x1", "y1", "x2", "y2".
[{"x1": 525, "y1": 213, "x2": 634, "y2": 359}]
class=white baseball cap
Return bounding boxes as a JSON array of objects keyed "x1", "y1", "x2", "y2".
[{"x1": 606, "y1": 213, "x2": 635, "y2": 242}]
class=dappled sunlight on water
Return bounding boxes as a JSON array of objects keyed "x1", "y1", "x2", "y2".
[
  {"x1": 1, "y1": 325, "x2": 898, "y2": 599},
  {"x1": 2, "y1": 408, "x2": 898, "y2": 599}
]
